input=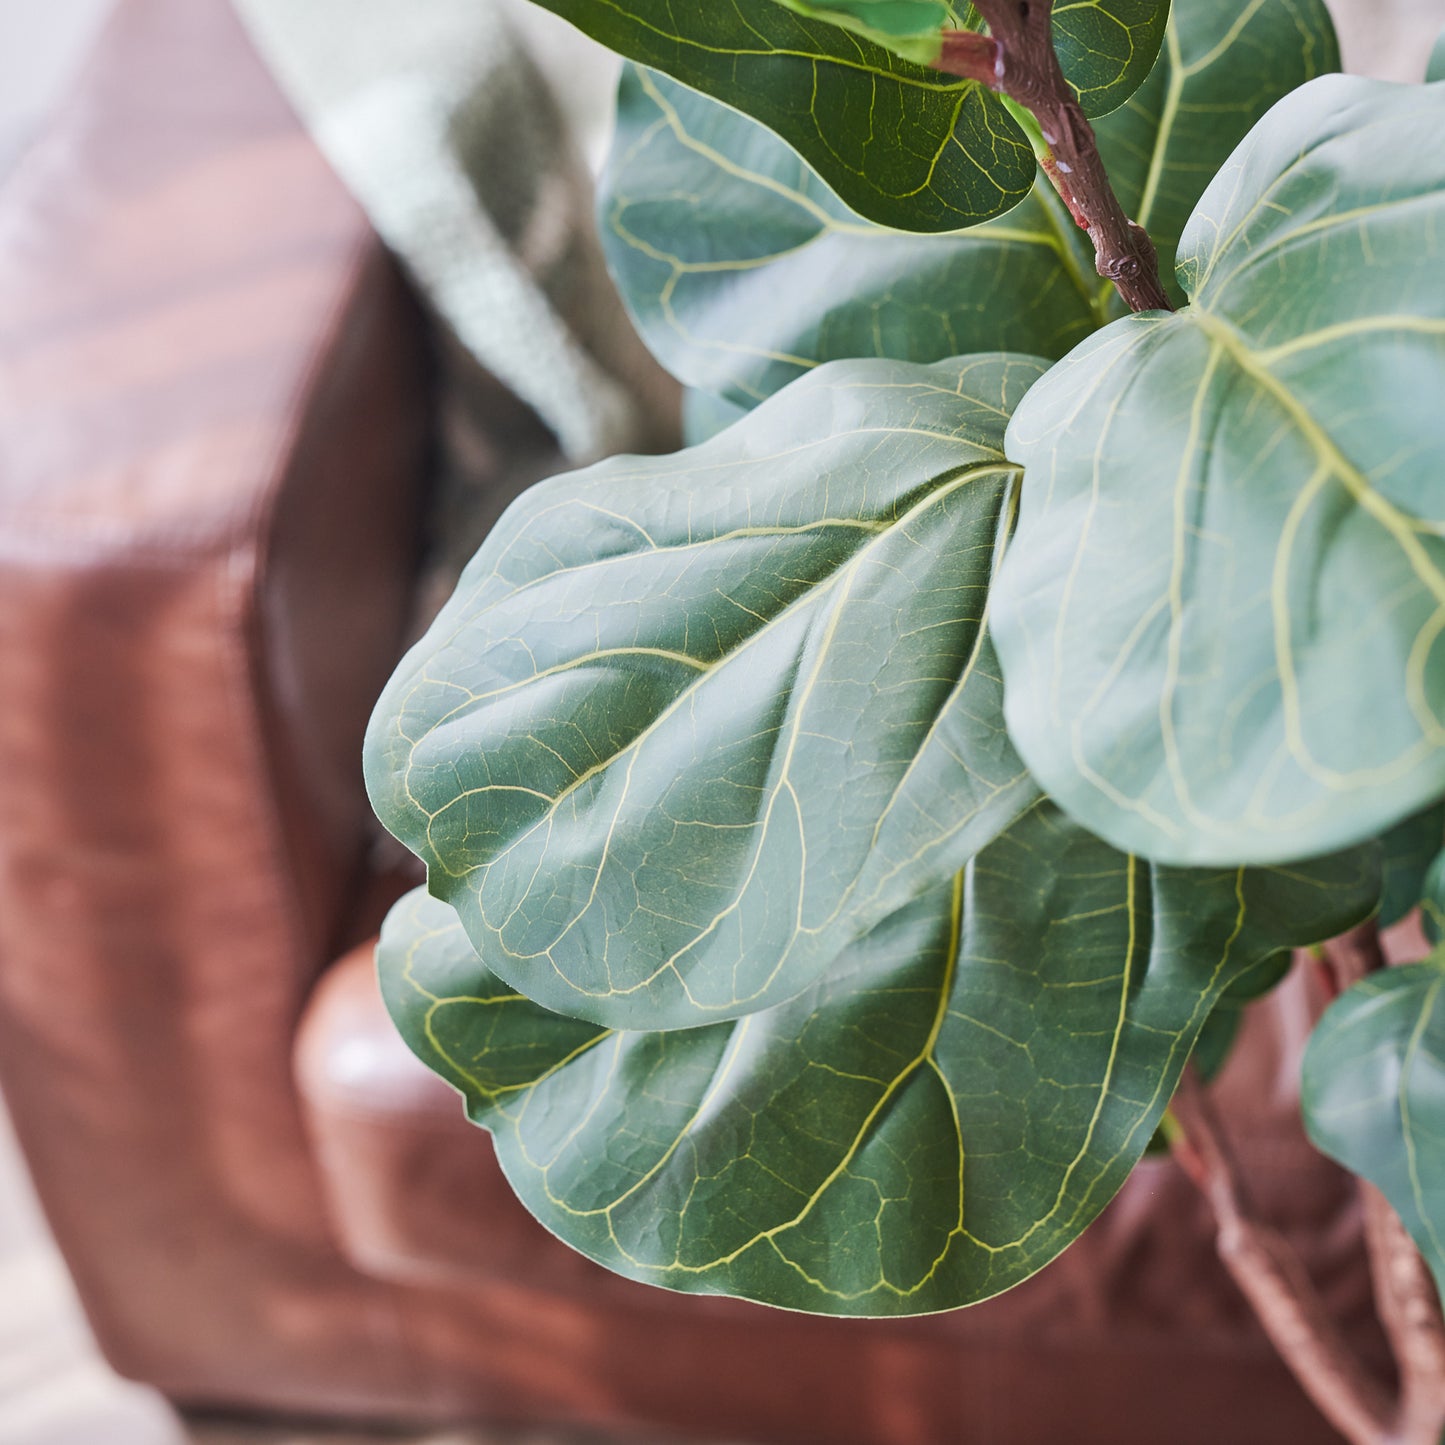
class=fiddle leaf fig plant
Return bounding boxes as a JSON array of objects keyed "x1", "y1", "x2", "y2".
[{"x1": 365, "y1": 0, "x2": 1445, "y2": 1439}]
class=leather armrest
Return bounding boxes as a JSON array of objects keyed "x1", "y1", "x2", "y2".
[
  {"x1": 0, "y1": 0, "x2": 435, "y2": 1393},
  {"x1": 295, "y1": 939, "x2": 593, "y2": 1291},
  {"x1": 0, "y1": 0, "x2": 431, "y2": 959}
]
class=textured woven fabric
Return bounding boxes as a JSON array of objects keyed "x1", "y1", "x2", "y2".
[{"x1": 233, "y1": 0, "x2": 666, "y2": 466}]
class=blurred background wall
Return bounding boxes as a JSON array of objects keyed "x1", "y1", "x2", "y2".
[{"x1": 0, "y1": 2, "x2": 114, "y2": 176}]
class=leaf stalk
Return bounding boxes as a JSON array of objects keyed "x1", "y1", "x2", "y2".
[{"x1": 933, "y1": 0, "x2": 1172, "y2": 313}]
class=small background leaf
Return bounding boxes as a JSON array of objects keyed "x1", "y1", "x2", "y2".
[
  {"x1": 1381, "y1": 804, "x2": 1445, "y2": 929},
  {"x1": 1422, "y1": 851, "x2": 1445, "y2": 943},
  {"x1": 1045, "y1": 0, "x2": 1170, "y2": 116},
  {"x1": 1429, "y1": 26, "x2": 1445, "y2": 82},
  {"x1": 1303, "y1": 957, "x2": 1445, "y2": 1296},
  {"x1": 1192, "y1": 952, "x2": 1296, "y2": 1081}
]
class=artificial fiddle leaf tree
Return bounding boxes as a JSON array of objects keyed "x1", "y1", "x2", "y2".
[{"x1": 366, "y1": 0, "x2": 1445, "y2": 1440}]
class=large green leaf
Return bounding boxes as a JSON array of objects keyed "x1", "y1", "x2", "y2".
[
  {"x1": 525, "y1": 0, "x2": 1167, "y2": 233},
  {"x1": 1303, "y1": 955, "x2": 1445, "y2": 1296},
  {"x1": 381, "y1": 812, "x2": 1375, "y2": 1315},
  {"x1": 366, "y1": 356, "x2": 1046, "y2": 1031},
  {"x1": 992, "y1": 77, "x2": 1445, "y2": 867},
  {"x1": 600, "y1": 0, "x2": 1336, "y2": 410}
]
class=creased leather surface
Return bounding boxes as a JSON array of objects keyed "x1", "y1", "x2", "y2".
[{"x1": 0, "y1": 0, "x2": 1390, "y2": 1439}]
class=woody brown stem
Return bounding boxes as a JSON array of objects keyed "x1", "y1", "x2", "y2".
[
  {"x1": 1321, "y1": 921, "x2": 1389, "y2": 995},
  {"x1": 1170, "y1": 1065, "x2": 1395, "y2": 1445},
  {"x1": 1363, "y1": 1184, "x2": 1445, "y2": 1445},
  {"x1": 933, "y1": 0, "x2": 1172, "y2": 314}
]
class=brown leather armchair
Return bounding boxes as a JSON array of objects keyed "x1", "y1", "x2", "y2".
[{"x1": 0, "y1": 1, "x2": 1392, "y2": 1440}]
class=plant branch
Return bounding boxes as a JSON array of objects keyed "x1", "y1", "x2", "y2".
[
  {"x1": 1321, "y1": 920, "x2": 1389, "y2": 996},
  {"x1": 1362, "y1": 1183, "x2": 1445, "y2": 1444},
  {"x1": 933, "y1": 0, "x2": 1172, "y2": 314},
  {"x1": 1169, "y1": 1065, "x2": 1395, "y2": 1445}
]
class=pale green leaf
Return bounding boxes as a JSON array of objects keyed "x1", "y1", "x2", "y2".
[
  {"x1": 365, "y1": 356, "x2": 1045, "y2": 1031},
  {"x1": 1429, "y1": 26, "x2": 1445, "y2": 83},
  {"x1": 992, "y1": 78, "x2": 1445, "y2": 866},
  {"x1": 381, "y1": 814, "x2": 1374, "y2": 1314},
  {"x1": 1303, "y1": 955, "x2": 1445, "y2": 1297}
]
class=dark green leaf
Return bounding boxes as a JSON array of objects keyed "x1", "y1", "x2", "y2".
[
  {"x1": 1303, "y1": 955, "x2": 1445, "y2": 1296},
  {"x1": 526, "y1": 0, "x2": 1167, "y2": 233},
  {"x1": 600, "y1": 0, "x2": 1336, "y2": 409},
  {"x1": 526, "y1": 0, "x2": 1036, "y2": 233},
  {"x1": 993, "y1": 78, "x2": 1445, "y2": 866},
  {"x1": 1422, "y1": 850, "x2": 1445, "y2": 944},
  {"x1": 381, "y1": 814, "x2": 1374, "y2": 1315},
  {"x1": 1034, "y1": 0, "x2": 1170, "y2": 116},
  {"x1": 1190, "y1": 951, "x2": 1294, "y2": 1081},
  {"x1": 1382, "y1": 805, "x2": 1445, "y2": 929},
  {"x1": 366, "y1": 356, "x2": 1045, "y2": 1031},
  {"x1": 1188, "y1": 1004, "x2": 1245, "y2": 1085}
]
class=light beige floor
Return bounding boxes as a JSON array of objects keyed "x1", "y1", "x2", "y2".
[
  {"x1": 0, "y1": 1095, "x2": 716, "y2": 1445},
  {"x1": 0, "y1": 1097, "x2": 187, "y2": 1445}
]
